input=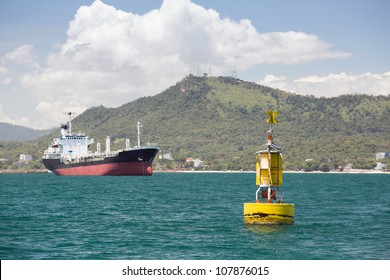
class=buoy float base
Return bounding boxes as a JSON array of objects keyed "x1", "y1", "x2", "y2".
[{"x1": 244, "y1": 203, "x2": 295, "y2": 225}]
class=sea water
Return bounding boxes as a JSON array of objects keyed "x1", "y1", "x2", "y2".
[{"x1": 0, "y1": 172, "x2": 389, "y2": 260}]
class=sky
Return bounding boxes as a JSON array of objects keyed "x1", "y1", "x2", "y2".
[{"x1": 0, "y1": 0, "x2": 389, "y2": 129}]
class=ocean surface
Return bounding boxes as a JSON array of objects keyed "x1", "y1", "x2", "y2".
[{"x1": 0, "y1": 172, "x2": 389, "y2": 260}]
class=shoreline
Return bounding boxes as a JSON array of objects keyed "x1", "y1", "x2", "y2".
[
  {"x1": 155, "y1": 169, "x2": 389, "y2": 174},
  {"x1": 0, "y1": 169, "x2": 48, "y2": 174},
  {"x1": 1, "y1": 169, "x2": 388, "y2": 175},
  {"x1": 283, "y1": 169, "x2": 389, "y2": 174}
]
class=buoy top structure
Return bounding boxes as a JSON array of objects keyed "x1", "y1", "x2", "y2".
[{"x1": 244, "y1": 110, "x2": 295, "y2": 225}]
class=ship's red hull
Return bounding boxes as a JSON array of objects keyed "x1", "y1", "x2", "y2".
[{"x1": 42, "y1": 147, "x2": 159, "y2": 176}]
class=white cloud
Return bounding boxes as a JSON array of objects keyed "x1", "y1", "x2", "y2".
[
  {"x1": 0, "y1": 64, "x2": 11, "y2": 85},
  {"x1": 0, "y1": 77, "x2": 11, "y2": 85},
  {"x1": 0, "y1": 105, "x2": 13, "y2": 123},
  {"x1": 3, "y1": 45, "x2": 39, "y2": 69},
  {"x1": 261, "y1": 75, "x2": 288, "y2": 91},
  {"x1": 259, "y1": 72, "x2": 390, "y2": 97},
  {"x1": 0, "y1": 64, "x2": 7, "y2": 75},
  {"x1": 16, "y1": 0, "x2": 351, "y2": 128},
  {"x1": 0, "y1": 104, "x2": 30, "y2": 127}
]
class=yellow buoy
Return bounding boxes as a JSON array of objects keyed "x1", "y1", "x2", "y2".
[
  {"x1": 244, "y1": 203, "x2": 294, "y2": 225},
  {"x1": 244, "y1": 110, "x2": 295, "y2": 225}
]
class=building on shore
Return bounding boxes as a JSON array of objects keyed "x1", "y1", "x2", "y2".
[
  {"x1": 375, "y1": 162, "x2": 388, "y2": 171},
  {"x1": 376, "y1": 152, "x2": 390, "y2": 161},
  {"x1": 14, "y1": 154, "x2": 32, "y2": 167},
  {"x1": 186, "y1": 158, "x2": 204, "y2": 169}
]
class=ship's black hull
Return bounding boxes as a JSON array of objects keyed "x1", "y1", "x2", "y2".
[{"x1": 42, "y1": 147, "x2": 159, "y2": 176}]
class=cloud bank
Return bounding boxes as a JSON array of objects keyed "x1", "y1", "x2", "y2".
[
  {"x1": 1, "y1": 0, "x2": 387, "y2": 128},
  {"x1": 259, "y1": 72, "x2": 390, "y2": 97}
]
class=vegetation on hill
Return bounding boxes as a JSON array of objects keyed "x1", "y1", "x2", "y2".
[{"x1": 1, "y1": 75, "x2": 389, "y2": 171}]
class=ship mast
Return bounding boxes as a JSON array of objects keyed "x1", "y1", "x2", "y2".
[
  {"x1": 66, "y1": 112, "x2": 75, "y2": 135},
  {"x1": 137, "y1": 122, "x2": 143, "y2": 147}
]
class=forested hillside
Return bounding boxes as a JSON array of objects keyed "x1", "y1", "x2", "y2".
[{"x1": 1, "y1": 75, "x2": 389, "y2": 171}]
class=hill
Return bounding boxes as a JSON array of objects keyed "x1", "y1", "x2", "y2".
[
  {"x1": 0, "y1": 122, "x2": 54, "y2": 141},
  {"x1": 1, "y1": 75, "x2": 389, "y2": 171}
]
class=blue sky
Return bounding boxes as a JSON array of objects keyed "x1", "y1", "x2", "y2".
[{"x1": 0, "y1": 0, "x2": 389, "y2": 128}]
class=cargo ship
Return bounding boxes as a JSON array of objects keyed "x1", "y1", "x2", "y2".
[{"x1": 42, "y1": 113, "x2": 159, "y2": 176}]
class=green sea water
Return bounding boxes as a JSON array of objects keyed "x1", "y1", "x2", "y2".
[{"x1": 0, "y1": 172, "x2": 389, "y2": 260}]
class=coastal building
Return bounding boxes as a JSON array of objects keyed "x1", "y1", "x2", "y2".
[
  {"x1": 375, "y1": 162, "x2": 388, "y2": 171},
  {"x1": 344, "y1": 163, "x2": 353, "y2": 170},
  {"x1": 376, "y1": 152, "x2": 390, "y2": 161},
  {"x1": 19, "y1": 154, "x2": 32, "y2": 162},
  {"x1": 158, "y1": 149, "x2": 174, "y2": 160},
  {"x1": 15, "y1": 154, "x2": 32, "y2": 167},
  {"x1": 185, "y1": 158, "x2": 204, "y2": 169},
  {"x1": 193, "y1": 159, "x2": 204, "y2": 168}
]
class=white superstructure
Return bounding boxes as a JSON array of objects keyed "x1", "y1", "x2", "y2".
[{"x1": 43, "y1": 113, "x2": 94, "y2": 160}]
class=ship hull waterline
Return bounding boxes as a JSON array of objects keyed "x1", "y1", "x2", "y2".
[
  {"x1": 46, "y1": 161, "x2": 153, "y2": 176},
  {"x1": 244, "y1": 203, "x2": 295, "y2": 225}
]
